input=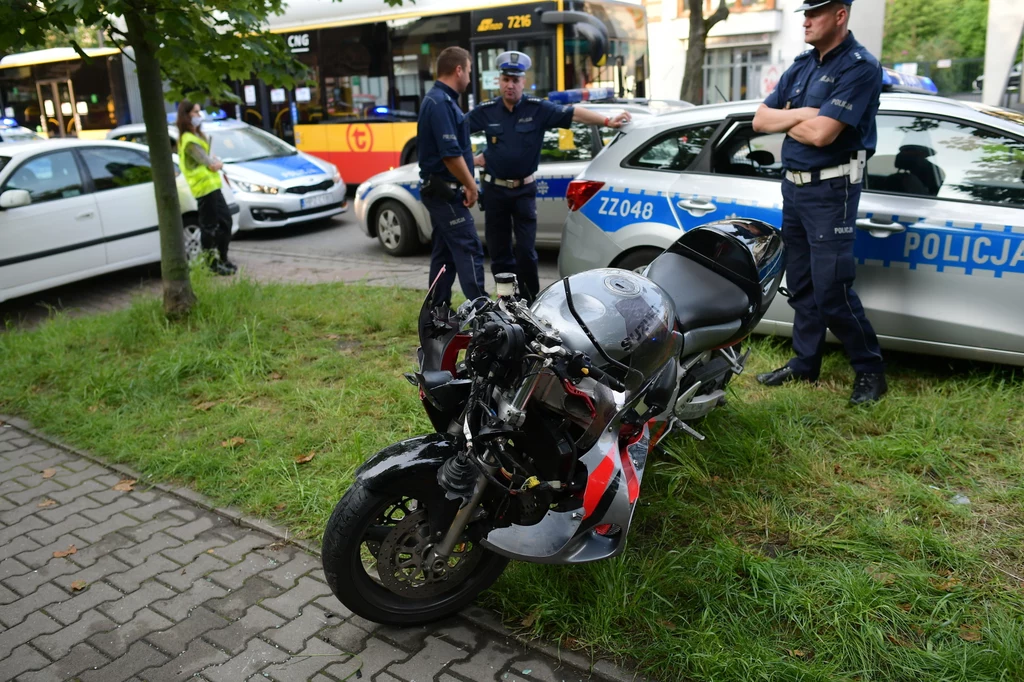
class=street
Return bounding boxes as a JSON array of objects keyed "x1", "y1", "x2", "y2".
[{"x1": 0, "y1": 212, "x2": 561, "y2": 331}]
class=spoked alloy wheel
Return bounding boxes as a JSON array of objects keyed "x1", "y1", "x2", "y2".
[
  {"x1": 374, "y1": 200, "x2": 418, "y2": 256},
  {"x1": 321, "y1": 480, "x2": 508, "y2": 625},
  {"x1": 183, "y1": 220, "x2": 203, "y2": 263}
]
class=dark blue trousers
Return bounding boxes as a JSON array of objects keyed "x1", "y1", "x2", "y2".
[
  {"x1": 781, "y1": 176, "x2": 884, "y2": 377},
  {"x1": 481, "y1": 182, "x2": 539, "y2": 301},
  {"x1": 423, "y1": 191, "x2": 487, "y2": 307}
]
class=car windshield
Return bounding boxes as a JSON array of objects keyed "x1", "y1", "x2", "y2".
[{"x1": 209, "y1": 127, "x2": 295, "y2": 163}]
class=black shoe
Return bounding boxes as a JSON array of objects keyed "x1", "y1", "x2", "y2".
[
  {"x1": 222, "y1": 261, "x2": 238, "y2": 274},
  {"x1": 210, "y1": 261, "x2": 236, "y2": 276},
  {"x1": 756, "y1": 365, "x2": 816, "y2": 386},
  {"x1": 849, "y1": 372, "x2": 887, "y2": 406}
]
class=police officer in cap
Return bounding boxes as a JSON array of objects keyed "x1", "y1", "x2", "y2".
[
  {"x1": 468, "y1": 51, "x2": 631, "y2": 302},
  {"x1": 752, "y1": 0, "x2": 887, "y2": 406},
  {"x1": 418, "y1": 46, "x2": 487, "y2": 308}
]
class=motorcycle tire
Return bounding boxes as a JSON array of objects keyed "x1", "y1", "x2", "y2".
[{"x1": 321, "y1": 479, "x2": 509, "y2": 626}]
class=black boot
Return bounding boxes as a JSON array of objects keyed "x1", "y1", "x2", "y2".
[
  {"x1": 756, "y1": 365, "x2": 816, "y2": 386},
  {"x1": 210, "y1": 260, "x2": 236, "y2": 276},
  {"x1": 849, "y1": 372, "x2": 887, "y2": 406}
]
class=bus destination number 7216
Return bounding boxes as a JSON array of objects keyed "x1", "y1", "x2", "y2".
[{"x1": 507, "y1": 14, "x2": 532, "y2": 28}]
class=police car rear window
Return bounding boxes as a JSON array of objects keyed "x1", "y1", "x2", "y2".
[
  {"x1": 626, "y1": 124, "x2": 717, "y2": 172},
  {"x1": 0, "y1": 156, "x2": 10, "y2": 173}
]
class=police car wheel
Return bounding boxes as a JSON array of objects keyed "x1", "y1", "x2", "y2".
[
  {"x1": 615, "y1": 248, "x2": 661, "y2": 275},
  {"x1": 182, "y1": 215, "x2": 202, "y2": 263},
  {"x1": 375, "y1": 200, "x2": 419, "y2": 257}
]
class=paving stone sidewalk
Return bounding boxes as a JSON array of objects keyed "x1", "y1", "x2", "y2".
[{"x1": 0, "y1": 418, "x2": 644, "y2": 682}]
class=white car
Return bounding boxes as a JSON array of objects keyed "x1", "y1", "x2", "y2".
[
  {"x1": 0, "y1": 139, "x2": 239, "y2": 304},
  {"x1": 353, "y1": 99, "x2": 690, "y2": 256},
  {"x1": 558, "y1": 81, "x2": 1024, "y2": 367},
  {"x1": 108, "y1": 118, "x2": 346, "y2": 230},
  {"x1": 0, "y1": 118, "x2": 43, "y2": 143}
]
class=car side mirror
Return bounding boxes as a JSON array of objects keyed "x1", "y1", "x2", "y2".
[{"x1": 0, "y1": 189, "x2": 31, "y2": 209}]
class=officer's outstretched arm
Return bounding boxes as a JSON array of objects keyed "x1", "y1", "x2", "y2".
[
  {"x1": 786, "y1": 115, "x2": 846, "y2": 148},
  {"x1": 752, "y1": 104, "x2": 818, "y2": 134},
  {"x1": 572, "y1": 107, "x2": 630, "y2": 128}
]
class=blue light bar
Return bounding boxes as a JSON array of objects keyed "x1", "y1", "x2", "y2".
[
  {"x1": 548, "y1": 87, "x2": 615, "y2": 104},
  {"x1": 1, "y1": 117, "x2": 17, "y2": 127},
  {"x1": 881, "y1": 67, "x2": 938, "y2": 94},
  {"x1": 373, "y1": 106, "x2": 390, "y2": 115}
]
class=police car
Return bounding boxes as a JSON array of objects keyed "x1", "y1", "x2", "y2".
[
  {"x1": 107, "y1": 115, "x2": 346, "y2": 231},
  {"x1": 0, "y1": 138, "x2": 239, "y2": 304},
  {"x1": 559, "y1": 71, "x2": 1024, "y2": 367},
  {"x1": 0, "y1": 118, "x2": 43, "y2": 143},
  {"x1": 353, "y1": 92, "x2": 691, "y2": 256}
]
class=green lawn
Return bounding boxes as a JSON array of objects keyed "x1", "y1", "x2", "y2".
[{"x1": 2, "y1": 274, "x2": 1022, "y2": 682}]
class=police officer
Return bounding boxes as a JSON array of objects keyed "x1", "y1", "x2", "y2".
[
  {"x1": 468, "y1": 51, "x2": 631, "y2": 302},
  {"x1": 752, "y1": 0, "x2": 887, "y2": 405},
  {"x1": 418, "y1": 46, "x2": 487, "y2": 308}
]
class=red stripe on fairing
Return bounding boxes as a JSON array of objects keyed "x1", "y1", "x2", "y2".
[
  {"x1": 441, "y1": 334, "x2": 470, "y2": 375},
  {"x1": 582, "y1": 448, "x2": 617, "y2": 519},
  {"x1": 305, "y1": 151, "x2": 403, "y2": 184}
]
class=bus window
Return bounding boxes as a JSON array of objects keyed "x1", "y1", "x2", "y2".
[
  {"x1": 391, "y1": 15, "x2": 468, "y2": 115},
  {"x1": 320, "y1": 24, "x2": 391, "y2": 120}
]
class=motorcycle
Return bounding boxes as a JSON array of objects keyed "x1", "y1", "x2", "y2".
[{"x1": 321, "y1": 218, "x2": 785, "y2": 625}]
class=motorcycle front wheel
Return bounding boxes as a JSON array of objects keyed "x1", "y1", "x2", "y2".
[{"x1": 321, "y1": 478, "x2": 509, "y2": 626}]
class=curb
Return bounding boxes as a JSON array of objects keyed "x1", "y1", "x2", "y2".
[{"x1": 0, "y1": 414, "x2": 649, "y2": 682}]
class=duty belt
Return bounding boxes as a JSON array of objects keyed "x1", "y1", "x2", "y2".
[
  {"x1": 785, "y1": 163, "x2": 856, "y2": 187},
  {"x1": 482, "y1": 173, "x2": 535, "y2": 189}
]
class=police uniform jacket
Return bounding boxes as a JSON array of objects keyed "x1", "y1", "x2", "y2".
[
  {"x1": 467, "y1": 96, "x2": 575, "y2": 180},
  {"x1": 417, "y1": 81, "x2": 474, "y2": 183},
  {"x1": 764, "y1": 31, "x2": 882, "y2": 172}
]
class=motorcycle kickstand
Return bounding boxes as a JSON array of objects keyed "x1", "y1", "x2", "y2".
[{"x1": 670, "y1": 416, "x2": 705, "y2": 441}]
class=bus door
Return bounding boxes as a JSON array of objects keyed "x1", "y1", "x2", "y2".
[
  {"x1": 34, "y1": 79, "x2": 81, "y2": 138},
  {"x1": 472, "y1": 39, "x2": 555, "y2": 105}
]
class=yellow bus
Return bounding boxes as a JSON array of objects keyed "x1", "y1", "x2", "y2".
[
  {"x1": 255, "y1": 0, "x2": 649, "y2": 184},
  {"x1": 0, "y1": 47, "x2": 139, "y2": 140}
]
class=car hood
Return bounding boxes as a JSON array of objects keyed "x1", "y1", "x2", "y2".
[
  {"x1": 364, "y1": 163, "x2": 418, "y2": 186},
  {"x1": 227, "y1": 153, "x2": 332, "y2": 186}
]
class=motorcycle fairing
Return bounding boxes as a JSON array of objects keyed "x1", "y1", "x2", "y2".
[{"x1": 480, "y1": 422, "x2": 651, "y2": 564}]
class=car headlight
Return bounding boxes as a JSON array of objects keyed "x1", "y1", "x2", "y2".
[
  {"x1": 327, "y1": 163, "x2": 342, "y2": 184},
  {"x1": 229, "y1": 177, "x2": 280, "y2": 195}
]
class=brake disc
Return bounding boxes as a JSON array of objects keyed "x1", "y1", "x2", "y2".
[{"x1": 376, "y1": 509, "x2": 483, "y2": 597}]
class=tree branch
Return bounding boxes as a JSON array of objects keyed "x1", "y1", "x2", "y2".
[{"x1": 706, "y1": 0, "x2": 730, "y2": 32}]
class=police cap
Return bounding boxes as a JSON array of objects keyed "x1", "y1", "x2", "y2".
[
  {"x1": 496, "y1": 51, "x2": 531, "y2": 78},
  {"x1": 794, "y1": 0, "x2": 852, "y2": 11}
]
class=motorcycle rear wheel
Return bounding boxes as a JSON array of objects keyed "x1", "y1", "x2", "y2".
[{"x1": 321, "y1": 479, "x2": 509, "y2": 626}]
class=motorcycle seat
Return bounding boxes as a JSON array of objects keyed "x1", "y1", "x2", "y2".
[{"x1": 644, "y1": 252, "x2": 750, "y2": 332}]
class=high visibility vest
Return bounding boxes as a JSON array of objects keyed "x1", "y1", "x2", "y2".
[{"x1": 178, "y1": 131, "x2": 222, "y2": 198}]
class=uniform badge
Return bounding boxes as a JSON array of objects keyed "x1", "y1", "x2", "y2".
[{"x1": 492, "y1": 136, "x2": 497, "y2": 144}]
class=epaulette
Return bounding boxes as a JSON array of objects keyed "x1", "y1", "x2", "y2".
[
  {"x1": 477, "y1": 99, "x2": 498, "y2": 108},
  {"x1": 794, "y1": 49, "x2": 813, "y2": 61},
  {"x1": 527, "y1": 97, "x2": 544, "y2": 103}
]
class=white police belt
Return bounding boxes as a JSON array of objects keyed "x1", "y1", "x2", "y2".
[
  {"x1": 785, "y1": 163, "x2": 855, "y2": 187},
  {"x1": 482, "y1": 173, "x2": 535, "y2": 189}
]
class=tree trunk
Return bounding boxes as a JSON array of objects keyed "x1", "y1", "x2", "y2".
[
  {"x1": 123, "y1": 9, "x2": 195, "y2": 318},
  {"x1": 680, "y1": 0, "x2": 730, "y2": 104}
]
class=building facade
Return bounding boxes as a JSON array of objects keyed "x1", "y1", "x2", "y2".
[{"x1": 645, "y1": 0, "x2": 884, "y2": 103}]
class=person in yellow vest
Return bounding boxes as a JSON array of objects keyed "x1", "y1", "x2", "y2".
[{"x1": 175, "y1": 100, "x2": 236, "y2": 275}]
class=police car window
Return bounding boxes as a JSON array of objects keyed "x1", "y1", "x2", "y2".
[
  {"x1": 539, "y1": 122, "x2": 593, "y2": 164},
  {"x1": 867, "y1": 115, "x2": 1024, "y2": 206},
  {"x1": 470, "y1": 130, "x2": 487, "y2": 155},
  {"x1": 712, "y1": 127, "x2": 785, "y2": 180},
  {"x1": 626, "y1": 124, "x2": 717, "y2": 172},
  {"x1": 80, "y1": 147, "x2": 153, "y2": 192},
  {"x1": 2, "y1": 151, "x2": 83, "y2": 204}
]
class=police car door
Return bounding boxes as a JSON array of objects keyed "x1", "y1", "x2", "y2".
[
  {"x1": 532, "y1": 121, "x2": 600, "y2": 248},
  {"x1": 854, "y1": 109, "x2": 1024, "y2": 361}
]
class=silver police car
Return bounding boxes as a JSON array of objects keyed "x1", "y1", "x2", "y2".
[
  {"x1": 559, "y1": 81, "x2": 1024, "y2": 367},
  {"x1": 354, "y1": 100, "x2": 690, "y2": 256},
  {"x1": 108, "y1": 118, "x2": 346, "y2": 230}
]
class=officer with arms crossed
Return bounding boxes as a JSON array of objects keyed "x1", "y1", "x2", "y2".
[
  {"x1": 752, "y1": 0, "x2": 887, "y2": 406},
  {"x1": 469, "y1": 51, "x2": 631, "y2": 302},
  {"x1": 418, "y1": 46, "x2": 487, "y2": 308}
]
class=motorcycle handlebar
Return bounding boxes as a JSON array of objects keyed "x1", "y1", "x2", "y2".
[{"x1": 584, "y1": 364, "x2": 626, "y2": 392}]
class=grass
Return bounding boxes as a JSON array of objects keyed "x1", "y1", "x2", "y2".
[{"x1": 2, "y1": 272, "x2": 1023, "y2": 682}]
